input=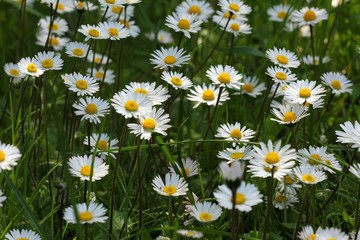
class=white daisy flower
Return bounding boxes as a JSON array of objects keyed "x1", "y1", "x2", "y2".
[
  {"x1": 87, "y1": 67, "x2": 115, "y2": 84},
  {"x1": 322, "y1": 154, "x2": 342, "y2": 174},
  {"x1": 220, "y1": 19, "x2": 252, "y2": 37},
  {"x1": 336, "y1": 121, "x2": 360, "y2": 151},
  {"x1": 118, "y1": 0, "x2": 141, "y2": 4},
  {"x1": 291, "y1": 7, "x2": 328, "y2": 27},
  {"x1": 34, "y1": 51, "x2": 63, "y2": 71},
  {"x1": 238, "y1": 75, "x2": 266, "y2": 98},
  {"x1": 0, "y1": 141, "x2": 22, "y2": 172},
  {"x1": 161, "y1": 71, "x2": 193, "y2": 90},
  {"x1": 349, "y1": 163, "x2": 360, "y2": 179},
  {"x1": 277, "y1": 173, "x2": 302, "y2": 192},
  {"x1": 321, "y1": 71, "x2": 352, "y2": 95},
  {"x1": 36, "y1": 33, "x2": 69, "y2": 51},
  {"x1": 284, "y1": 79, "x2": 326, "y2": 105},
  {"x1": 176, "y1": 0, "x2": 214, "y2": 22},
  {"x1": 214, "y1": 182, "x2": 263, "y2": 212},
  {"x1": 218, "y1": 0, "x2": 252, "y2": 16},
  {"x1": 83, "y1": 133, "x2": 118, "y2": 159},
  {"x1": 248, "y1": 158, "x2": 296, "y2": 181},
  {"x1": 50, "y1": 0, "x2": 74, "y2": 14},
  {"x1": 190, "y1": 201, "x2": 223, "y2": 223},
  {"x1": 38, "y1": 16, "x2": 69, "y2": 36},
  {"x1": 17, "y1": 57, "x2": 45, "y2": 77},
  {"x1": 177, "y1": 229, "x2": 203, "y2": 239},
  {"x1": 145, "y1": 30, "x2": 174, "y2": 44},
  {"x1": 73, "y1": 1, "x2": 98, "y2": 11},
  {"x1": 218, "y1": 161, "x2": 245, "y2": 182},
  {"x1": 212, "y1": 10, "x2": 248, "y2": 26},
  {"x1": 111, "y1": 91, "x2": 153, "y2": 119},
  {"x1": 66, "y1": 41, "x2": 91, "y2": 58},
  {"x1": 0, "y1": 189, "x2": 6, "y2": 207},
  {"x1": 73, "y1": 96, "x2": 110, "y2": 124},
  {"x1": 206, "y1": 65, "x2": 242, "y2": 89},
  {"x1": 78, "y1": 24, "x2": 108, "y2": 41},
  {"x1": 87, "y1": 52, "x2": 112, "y2": 65},
  {"x1": 298, "y1": 145, "x2": 328, "y2": 167},
  {"x1": 270, "y1": 103, "x2": 309, "y2": 125},
  {"x1": 165, "y1": 12, "x2": 203, "y2": 38},
  {"x1": 217, "y1": 145, "x2": 252, "y2": 164},
  {"x1": 123, "y1": 82, "x2": 170, "y2": 106},
  {"x1": 215, "y1": 122, "x2": 255, "y2": 145},
  {"x1": 98, "y1": 21, "x2": 130, "y2": 40},
  {"x1": 63, "y1": 72, "x2": 99, "y2": 96},
  {"x1": 118, "y1": 19, "x2": 140, "y2": 38},
  {"x1": 302, "y1": 55, "x2": 331, "y2": 65},
  {"x1": 5, "y1": 229, "x2": 41, "y2": 240},
  {"x1": 68, "y1": 155, "x2": 109, "y2": 181},
  {"x1": 169, "y1": 157, "x2": 198, "y2": 177},
  {"x1": 298, "y1": 225, "x2": 316, "y2": 240},
  {"x1": 127, "y1": 107, "x2": 171, "y2": 140},
  {"x1": 152, "y1": 173, "x2": 188, "y2": 197},
  {"x1": 273, "y1": 190, "x2": 299, "y2": 210},
  {"x1": 293, "y1": 165, "x2": 327, "y2": 184},
  {"x1": 267, "y1": 4, "x2": 292, "y2": 22},
  {"x1": 156, "y1": 236, "x2": 171, "y2": 240},
  {"x1": 102, "y1": 4, "x2": 134, "y2": 19},
  {"x1": 266, "y1": 47, "x2": 301, "y2": 69},
  {"x1": 270, "y1": 83, "x2": 288, "y2": 98},
  {"x1": 150, "y1": 46, "x2": 191, "y2": 69},
  {"x1": 266, "y1": 66, "x2": 298, "y2": 83},
  {"x1": 316, "y1": 227, "x2": 349, "y2": 240},
  {"x1": 98, "y1": 0, "x2": 121, "y2": 8},
  {"x1": 187, "y1": 83, "x2": 230, "y2": 108},
  {"x1": 4, "y1": 62, "x2": 26, "y2": 81},
  {"x1": 63, "y1": 202, "x2": 108, "y2": 224}
]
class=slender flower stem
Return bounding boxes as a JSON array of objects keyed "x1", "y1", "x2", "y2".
[
  {"x1": 231, "y1": 188, "x2": 239, "y2": 240},
  {"x1": 293, "y1": 184, "x2": 308, "y2": 240},
  {"x1": 262, "y1": 170, "x2": 275, "y2": 240},
  {"x1": 309, "y1": 25, "x2": 317, "y2": 81},
  {"x1": 355, "y1": 182, "x2": 360, "y2": 240}
]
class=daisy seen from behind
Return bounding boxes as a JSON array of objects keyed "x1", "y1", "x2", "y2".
[
  {"x1": 5, "y1": 229, "x2": 41, "y2": 240},
  {"x1": 63, "y1": 202, "x2": 108, "y2": 224},
  {"x1": 165, "y1": 12, "x2": 203, "y2": 38},
  {"x1": 161, "y1": 71, "x2": 193, "y2": 90},
  {"x1": 215, "y1": 122, "x2": 255, "y2": 145},
  {"x1": 321, "y1": 71, "x2": 352, "y2": 95},
  {"x1": 73, "y1": 96, "x2": 110, "y2": 124},
  {"x1": 293, "y1": 165, "x2": 327, "y2": 185},
  {"x1": 266, "y1": 47, "x2": 300, "y2": 69},
  {"x1": 187, "y1": 83, "x2": 230, "y2": 108},
  {"x1": 206, "y1": 64, "x2": 242, "y2": 90},
  {"x1": 68, "y1": 155, "x2": 109, "y2": 181},
  {"x1": 152, "y1": 173, "x2": 188, "y2": 197},
  {"x1": 0, "y1": 141, "x2": 22, "y2": 172},
  {"x1": 218, "y1": 161, "x2": 246, "y2": 182},
  {"x1": 291, "y1": 6, "x2": 328, "y2": 27},
  {"x1": 284, "y1": 79, "x2": 326, "y2": 105},
  {"x1": 190, "y1": 201, "x2": 223, "y2": 223},
  {"x1": 150, "y1": 46, "x2": 190, "y2": 69},
  {"x1": 111, "y1": 91, "x2": 153, "y2": 119},
  {"x1": 83, "y1": 133, "x2": 118, "y2": 159}
]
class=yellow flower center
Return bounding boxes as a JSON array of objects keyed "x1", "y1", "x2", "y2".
[
  {"x1": 119, "y1": 20, "x2": 130, "y2": 28},
  {"x1": 283, "y1": 111, "x2": 297, "y2": 123},
  {"x1": 77, "y1": 1, "x2": 84, "y2": 8},
  {"x1": 76, "y1": 80, "x2": 88, "y2": 90},
  {"x1": 275, "y1": 194, "x2": 287, "y2": 203},
  {"x1": 10, "y1": 69, "x2": 20, "y2": 76},
  {"x1": 171, "y1": 77, "x2": 183, "y2": 86},
  {"x1": 305, "y1": 234, "x2": 317, "y2": 240},
  {"x1": 229, "y1": 3, "x2": 239, "y2": 12},
  {"x1": 331, "y1": 80, "x2": 341, "y2": 90},
  {"x1": 57, "y1": 3, "x2": 64, "y2": 10},
  {"x1": 230, "y1": 128, "x2": 242, "y2": 139},
  {"x1": 94, "y1": 57, "x2": 101, "y2": 63},
  {"x1": 73, "y1": 48, "x2": 84, "y2": 56},
  {"x1": 97, "y1": 140, "x2": 108, "y2": 150},
  {"x1": 163, "y1": 185, "x2": 177, "y2": 195},
  {"x1": 106, "y1": 0, "x2": 115, "y2": 3},
  {"x1": 16, "y1": 238, "x2": 30, "y2": 240},
  {"x1": 230, "y1": 23, "x2": 240, "y2": 31},
  {"x1": 143, "y1": 118, "x2": 156, "y2": 130},
  {"x1": 304, "y1": 10, "x2": 317, "y2": 21},
  {"x1": 218, "y1": 72, "x2": 231, "y2": 83},
  {"x1": 224, "y1": 11, "x2": 236, "y2": 19},
  {"x1": 325, "y1": 159, "x2": 332, "y2": 165},
  {"x1": 264, "y1": 166, "x2": 278, "y2": 172},
  {"x1": 243, "y1": 83, "x2": 254, "y2": 93},
  {"x1": 299, "y1": 88, "x2": 311, "y2": 98},
  {"x1": 277, "y1": 11, "x2": 287, "y2": 19},
  {"x1": 265, "y1": 151, "x2": 280, "y2": 164},
  {"x1": 199, "y1": 212, "x2": 212, "y2": 221},
  {"x1": 186, "y1": 231, "x2": 194, "y2": 236},
  {"x1": 80, "y1": 165, "x2": 92, "y2": 176},
  {"x1": 302, "y1": 174, "x2": 316, "y2": 183},
  {"x1": 112, "y1": 6, "x2": 123, "y2": 14},
  {"x1": 0, "y1": 150, "x2": 5, "y2": 162},
  {"x1": 135, "y1": 88, "x2": 148, "y2": 95},
  {"x1": 275, "y1": 72, "x2": 287, "y2": 80},
  {"x1": 124, "y1": 100, "x2": 139, "y2": 111},
  {"x1": 308, "y1": 154, "x2": 321, "y2": 165},
  {"x1": 27, "y1": 63, "x2": 37, "y2": 72},
  {"x1": 179, "y1": 168, "x2": 190, "y2": 176},
  {"x1": 50, "y1": 23, "x2": 59, "y2": 31},
  {"x1": 50, "y1": 37, "x2": 59, "y2": 46},
  {"x1": 232, "y1": 193, "x2": 246, "y2": 204},
  {"x1": 95, "y1": 71, "x2": 104, "y2": 79},
  {"x1": 79, "y1": 211, "x2": 93, "y2": 221},
  {"x1": 202, "y1": 89, "x2": 215, "y2": 100},
  {"x1": 164, "y1": 55, "x2": 177, "y2": 64},
  {"x1": 285, "y1": 175, "x2": 294, "y2": 184},
  {"x1": 42, "y1": 59, "x2": 54, "y2": 68},
  {"x1": 230, "y1": 152, "x2": 244, "y2": 159},
  {"x1": 85, "y1": 103, "x2": 98, "y2": 114},
  {"x1": 188, "y1": 5, "x2": 201, "y2": 14},
  {"x1": 109, "y1": 27, "x2": 119, "y2": 36},
  {"x1": 276, "y1": 55, "x2": 289, "y2": 64},
  {"x1": 88, "y1": 29, "x2": 100, "y2": 37},
  {"x1": 177, "y1": 19, "x2": 191, "y2": 30}
]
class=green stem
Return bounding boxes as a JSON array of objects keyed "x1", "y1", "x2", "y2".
[
  {"x1": 231, "y1": 188, "x2": 239, "y2": 240},
  {"x1": 262, "y1": 170, "x2": 275, "y2": 240},
  {"x1": 355, "y1": 182, "x2": 360, "y2": 240}
]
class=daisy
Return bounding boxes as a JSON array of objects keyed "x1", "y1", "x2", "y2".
[
  {"x1": 69, "y1": 155, "x2": 109, "y2": 181},
  {"x1": 63, "y1": 72, "x2": 99, "y2": 96},
  {"x1": 169, "y1": 157, "x2": 198, "y2": 177},
  {"x1": 0, "y1": 189, "x2": 6, "y2": 207},
  {"x1": 0, "y1": 141, "x2": 22, "y2": 172},
  {"x1": 73, "y1": 96, "x2": 110, "y2": 124},
  {"x1": 302, "y1": 55, "x2": 331, "y2": 65},
  {"x1": 118, "y1": 19, "x2": 140, "y2": 38},
  {"x1": 349, "y1": 163, "x2": 360, "y2": 179},
  {"x1": 321, "y1": 71, "x2": 353, "y2": 95},
  {"x1": 38, "y1": 16, "x2": 69, "y2": 36},
  {"x1": 98, "y1": 21, "x2": 130, "y2": 40},
  {"x1": 165, "y1": 12, "x2": 203, "y2": 38},
  {"x1": 50, "y1": 0, "x2": 74, "y2": 14},
  {"x1": 34, "y1": 51, "x2": 63, "y2": 71},
  {"x1": 316, "y1": 227, "x2": 349, "y2": 240},
  {"x1": 322, "y1": 154, "x2": 342, "y2": 174},
  {"x1": 277, "y1": 173, "x2": 302, "y2": 192},
  {"x1": 150, "y1": 46, "x2": 191, "y2": 69},
  {"x1": 123, "y1": 82, "x2": 170, "y2": 106},
  {"x1": 298, "y1": 225, "x2": 317, "y2": 240},
  {"x1": 335, "y1": 121, "x2": 360, "y2": 151},
  {"x1": 36, "y1": 34, "x2": 69, "y2": 51},
  {"x1": 111, "y1": 91, "x2": 153, "y2": 119},
  {"x1": 270, "y1": 83, "x2": 288, "y2": 98},
  {"x1": 17, "y1": 57, "x2": 44, "y2": 77},
  {"x1": 218, "y1": 0, "x2": 252, "y2": 16},
  {"x1": 5, "y1": 229, "x2": 41, "y2": 240},
  {"x1": 266, "y1": 66, "x2": 298, "y2": 84},
  {"x1": 238, "y1": 75, "x2": 266, "y2": 97},
  {"x1": 127, "y1": 107, "x2": 171, "y2": 140},
  {"x1": 190, "y1": 201, "x2": 223, "y2": 223},
  {"x1": 145, "y1": 30, "x2": 174, "y2": 44},
  {"x1": 156, "y1": 236, "x2": 171, "y2": 240},
  {"x1": 66, "y1": 41, "x2": 91, "y2": 58},
  {"x1": 291, "y1": 7, "x2": 328, "y2": 27},
  {"x1": 220, "y1": 19, "x2": 252, "y2": 37},
  {"x1": 270, "y1": 103, "x2": 309, "y2": 125},
  {"x1": 187, "y1": 83, "x2": 230, "y2": 108},
  {"x1": 73, "y1": 1, "x2": 98, "y2": 11},
  {"x1": 206, "y1": 65, "x2": 242, "y2": 89},
  {"x1": 267, "y1": 4, "x2": 292, "y2": 22},
  {"x1": 273, "y1": 190, "x2": 299, "y2": 210},
  {"x1": 63, "y1": 202, "x2": 108, "y2": 224},
  {"x1": 176, "y1": 0, "x2": 214, "y2": 22},
  {"x1": 212, "y1": 10, "x2": 248, "y2": 26},
  {"x1": 215, "y1": 122, "x2": 255, "y2": 144},
  {"x1": 298, "y1": 145, "x2": 328, "y2": 167},
  {"x1": 177, "y1": 229, "x2": 204, "y2": 239},
  {"x1": 87, "y1": 52, "x2": 112, "y2": 65},
  {"x1": 293, "y1": 165, "x2": 327, "y2": 184},
  {"x1": 98, "y1": 0, "x2": 121, "y2": 8},
  {"x1": 83, "y1": 133, "x2": 118, "y2": 159},
  {"x1": 284, "y1": 79, "x2": 326, "y2": 105},
  {"x1": 217, "y1": 145, "x2": 252, "y2": 164},
  {"x1": 161, "y1": 71, "x2": 193, "y2": 90},
  {"x1": 266, "y1": 47, "x2": 301, "y2": 69},
  {"x1": 102, "y1": 5, "x2": 135, "y2": 20},
  {"x1": 152, "y1": 173, "x2": 188, "y2": 197},
  {"x1": 4, "y1": 62, "x2": 26, "y2": 81},
  {"x1": 118, "y1": 0, "x2": 141, "y2": 4},
  {"x1": 218, "y1": 161, "x2": 245, "y2": 182},
  {"x1": 78, "y1": 24, "x2": 108, "y2": 41},
  {"x1": 87, "y1": 67, "x2": 115, "y2": 84}
]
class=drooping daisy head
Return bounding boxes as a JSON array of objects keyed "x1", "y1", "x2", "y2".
[
  {"x1": 165, "y1": 12, "x2": 203, "y2": 38},
  {"x1": 218, "y1": 0, "x2": 252, "y2": 16},
  {"x1": 238, "y1": 75, "x2": 266, "y2": 97},
  {"x1": 270, "y1": 103, "x2": 309, "y2": 125},
  {"x1": 293, "y1": 165, "x2": 327, "y2": 185},
  {"x1": 190, "y1": 201, "x2": 223, "y2": 223},
  {"x1": 266, "y1": 66, "x2": 298, "y2": 84},
  {"x1": 161, "y1": 71, "x2": 193, "y2": 90},
  {"x1": 215, "y1": 122, "x2": 255, "y2": 145},
  {"x1": 111, "y1": 91, "x2": 153, "y2": 119},
  {"x1": 150, "y1": 46, "x2": 191, "y2": 69},
  {"x1": 206, "y1": 64, "x2": 242, "y2": 89},
  {"x1": 284, "y1": 79, "x2": 326, "y2": 105},
  {"x1": 152, "y1": 173, "x2": 189, "y2": 197},
  {"x1": 267, "y1": 4, "x2": 292, "y2": 22},
  {"x1": 68, "y1": 155, "x2": 109, "y2": 181},
  {"x1": 291, "y1": 6, "x2": 328, "y2": 27},
  {"x1": 266, "y1": 47, "x2": 300, "y2": 69},
  {"x1": 176, "y1": 0, "x2": 214, "y2": 22},
  {"x1": 5, "y1": 229, "x2": 41, "y2": 240},
  {"x1": 0, "y1": 141, "x2": 22, "y2": 172},
  {"x1": 169, "y1": 157, "x2": 198, "y2": 177},
  {"x1": 321, "y1": 71, "x2": 352, "y2": 95},
  {"x1": 83, "y1": 133, "x2": 118, "y2": 160},
  {"x1": 72, "y1": 96, "x2": 110, "y2": 124},
  {"x1": 123, "y1": 82, "x2": 170, "y2": 106},
  {"x1": 17, "y1": 57, "x2": 45, "y2": 77},
  {"x1": 187, "y1": 83, "x2": 230, "y2": 108},
  {"x1": 63, "y1": 202, "x2": 108, "y2": 224}
]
